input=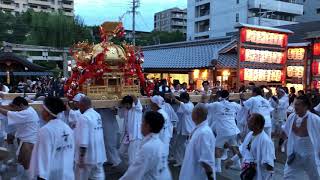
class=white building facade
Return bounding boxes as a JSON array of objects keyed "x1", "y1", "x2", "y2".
[
  {"x1": 187, "y1": 0, "x2": 304, "y2": 40},
  {"x1": 296, "y1": 0, "x2": 320, "y2": 22},
  {"x1": 0, "y1": 0, "x2": 74, "y2": 16}
]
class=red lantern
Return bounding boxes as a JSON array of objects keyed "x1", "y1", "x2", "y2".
[
  {"x1": 282, "y1": 34, "x2": 288, "y2": 48},
  {"x1": 240, "y1": 28, "x2": 247, "y2": 43},
  {"x1": 281, "y1": 51, "x2": 287, "y2": 64},
  {"x1": 240, "y1": 48, "x2": 246, "y2": 62},
  {"x1": 312, "y1": 61, "x2": 320, "y2": 76},
  {"x1": 239, "y1": 69, "x2": 245, "y2": 81},
  {"x1": 313, "y1": 43, "x2": 320, "y2": 56}
]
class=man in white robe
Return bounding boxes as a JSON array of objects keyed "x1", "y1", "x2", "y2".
[
  {"x1": 243, "y1": 87, "x2": 274, "y2": 137},
  {"x1": 163, "y1": 93, "x2": 179, "y2": 161},
  {"x1": 119, "y1": 95, "x2": 143, "y2": 165},
  {"x1": 29, "y1": 97, "x2": 75, "y2": 180},
  {"x1": 0, "y1": 96, "x2": 39, "y2": 170},
  {"x1": 120, "y1": 111, "x2": 172, "y2": 180},
  {"x1": 282, "y1": 95, "x2": 320, "y2": 180},
  {"x1": 172, "y1": 92, "x2": 195, "y2": 166},
  {"x1": 68, "y1": 93, "x2": 85, "y2": 129},
  {"x1": 150, "y1": 95, "x2": 172, "y2": 156},
  {"x1": 179, "y1": 103, "x2": 215, "y2": 180},
  {"x1": 207, "y1": 90, "x2": 242, "y2": 172},
  {"x1": 270, "y1": 88, "x2": 289, "y2": 135},
  {"x1": 74, "y1": 97, "x2": 106, "y2": 180},
  {"x1": 238, "y1": 113, "x2": 275, "y2": 180}
]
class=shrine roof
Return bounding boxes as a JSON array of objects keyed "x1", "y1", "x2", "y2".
[
  {"x1": 0, "y1": 52, "x2": 47, "y2": 71},
  {"x1": 142, "y1": 37, "x2": 232, "y2": 69}
]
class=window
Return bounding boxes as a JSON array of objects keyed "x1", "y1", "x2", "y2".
[
  {"x1": 237, "y1": 0, "x2": 239, "y2": 4},
  {"x1": 195, "y1": 3, "x2": 210, "y2": 17},
  {"x1": 317, "y1": 8, "x2": 320, "y2": 14},
  {"x1": 236, "y1": 13, "x2": 239, "y2": 22}
]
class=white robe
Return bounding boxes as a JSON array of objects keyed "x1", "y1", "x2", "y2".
[
  {"x1": 161, "y1": 102, "x2": 178, "y2": 131},
  {"x1": 97, "y1": 108, "x2": 121, "y2": 165},
  {"x1": 68, "y1": 109, "x2": 81, "y2": 128},
  {"x1": 270, "y1": 95, "x2": 289, "y2": 123},
  {"x1": 243, "y1": 95, "x2": 274, "y2": 128},
  {"x1": 120, "y1": 100, "x2": 143, "y2": 142},
  {"x1": 119, "y1": 100, "x2": 143, "y2": 164},
  {"x1": 179, "y1": 120, "x2": 215, "y2": 180},
  {"x1": 29, "y1": 119, "x2": 75, "y2": 180},
  {"x1": 207, "y1": 100, "x2": 241, "y2": 137},
  {"x1": 158, "y1": 109, "x2": 171, "y2": 156},
  {"x1": 120, "y1": 133, "x2": 172, "y2": 180},
  {"x1": 240, "y1": 131, "x2": 275, "y2": 180},
  {"x1": 176, "y1": 101, "x2": 195, "y2": 136},
  {"x1": 74, "y1": 108, "x2": 107, "y2": 165},
  {"x1": 7, "y1": 106, "x2": 39, "y2": 144},
  {"x1": 283, "y1": 112, "x2": 320, "y2": 173}
]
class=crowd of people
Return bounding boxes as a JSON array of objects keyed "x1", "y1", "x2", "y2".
[
  {"x1": 0, "y1": 79, "x2": 319, "y2": 180},
  {"x1": 0, "y1": 77, "x2": 65, "y2": 98}
]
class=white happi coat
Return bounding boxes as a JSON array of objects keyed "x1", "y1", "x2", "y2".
[
  {"x1": 161, "y1": 102, "x2": 178, "y2": 131},
  {"x1": 120, "y1": 100, "x2": 143, "y2": 142},
  {"x1": 207, "y1": 100, "x2": 241, "y2": 137},
  {"x1": 283, "y1": 111, "x2": 320, "y2": 172},
  {"x1": 68, "y1": 109, "x2": 81, "y2": 128},
  {"x1": 179, "y1": 120, "x2": 215, "y2": 180},
  {"x1": 74, "y1": 108, "x2": 107, "y2": 165},
  {"x1": 158, "y1": 109, "x2": 171, "y2": 144},
  {"x1": 176, "y1": 101, "x2": 195, "y2": 136},
  {"x1": 29, "y1": 119, "x2": 75, "y2": 180},
  {"x1": 7, "y1": 106, "x2": 39, "y2": 144},
  {"x1": 244, "y1": 96, "x2": 274, "y2": 128},
  {"x1": 120, "y1": 133, "x2": 172, "y2": 180},
  {"x1": 240, "y1": 131, "x2": 275, "y2": 180},
  {"x1": 270, "y1": 95, "x2": 289, "y2": 122}
]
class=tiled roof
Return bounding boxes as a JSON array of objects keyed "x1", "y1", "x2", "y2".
[
  {"x1": 278, "y1": 21, "x2": 320, "y2": 43},
  {"x1": 142, "y1": 37, "x2": 231, "y2": 69},
  {"x1": 0, "y1": 52, "x2": 47, "y2": 71},
  {"x1": 216, "y1": 53, "x2": 284, "y2": 70},
  {"x1": 216, "y1": 54, "x2": 238, "y2": 68}
]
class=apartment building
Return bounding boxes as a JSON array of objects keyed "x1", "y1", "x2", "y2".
[
  {"x1": 154, "y1": 7, "x2": 187, "y2": 34},
  {"x1": 187, "y1": 0, "x2": 304, "y2": 40},
  {"x1": 0, "y1": 0, "x2": 74, "y2": 16},
  {"x1": 296, "y1": 0, "x2": 320, "y2": 22}
]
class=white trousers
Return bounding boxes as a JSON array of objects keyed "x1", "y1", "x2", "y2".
[
  {"x1": 119, "y1": 139, "x2": 141, "y2": 165},
  {"x1": 173, "y1": 134, "x2": 188, "y2": 164},
  {"x1": 284, "y1": 154, "x2": 320, "y2": 180},
  {"x1": 75, "y1": 163, "x2": 105, "y2": 180}
]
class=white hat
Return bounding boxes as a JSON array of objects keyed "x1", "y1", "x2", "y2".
[
  {"x1": 73, "y1": 93, "x2": 86, "y2": 102},
  {"x1": 151, "y1": 95, "x2": 164, "y2": 108}
]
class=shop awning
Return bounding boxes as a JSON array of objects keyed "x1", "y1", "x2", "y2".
[{"x1": 142, "y1": 37, "x2": 232, "y2": 69}]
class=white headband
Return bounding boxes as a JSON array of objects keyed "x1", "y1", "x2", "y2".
[{"x1": 42, "y1": 104, "x2": 57, "y2": 118}]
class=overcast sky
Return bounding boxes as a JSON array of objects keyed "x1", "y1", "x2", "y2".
[{"x1": 74, "y1": 0, "x2": 187, "y2": 32}]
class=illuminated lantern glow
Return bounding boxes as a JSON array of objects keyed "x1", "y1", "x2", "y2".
[
  {"x1": 244, "y1": 69, "x2": 282, "y2": 82},
  {"x1": 313, "y1": 43, "x2": 320, "y2": 56},
  {"x1": 287, "y1": 83, "x2": 304, "y2": 92},
  {"x1": 287, "y1": 66, "x2": 304, "y2": 78},
  {"x1": 288, "y1": 48, "x2": 305, "y2": 60},
  {"x1": 201, "y1": 70, "x2": 208, "y2": 79},
  {"x1": 244, "y1": 49, "x2": 284, "y2": 64},
  {"x1": 243, "y1": 29, "x2": 286, "y2": 47},
  {"x1": 193, "y1": 69, "x2": 200, "y2": 79}
]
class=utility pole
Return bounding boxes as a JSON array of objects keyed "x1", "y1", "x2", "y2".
[{"x1": 132, "y1": 0, "x2": 140, "y2": 46}]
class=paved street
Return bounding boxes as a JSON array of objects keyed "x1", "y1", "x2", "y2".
[{"x1": 106, "y1": 161, "x2": 288, "y2": 180}]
